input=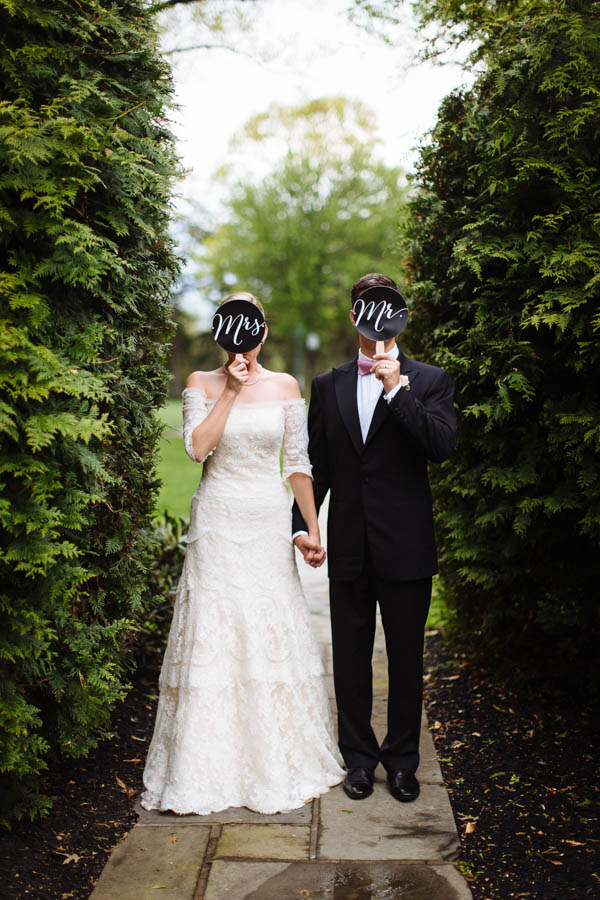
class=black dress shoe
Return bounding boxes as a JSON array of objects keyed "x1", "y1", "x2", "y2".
[
  {"x1": 387, "y1": 769, "x2": 420, "y2": 802},
  {"x1": 342, "y1": 767, "x2": 375, "y2": 800}
]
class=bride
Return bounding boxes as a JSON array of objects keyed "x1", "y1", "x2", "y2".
[{"x1": 140, "y1": 292, "x2": 344, "y2": 815}]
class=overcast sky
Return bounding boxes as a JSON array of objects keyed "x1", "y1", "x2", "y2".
[{"x1": 159, "y1": 0, "x2": 475, "y2": 316}]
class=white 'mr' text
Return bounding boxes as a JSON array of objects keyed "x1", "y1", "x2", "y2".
[{"x1": 352, "y1": 298, "x2": 407, "y2": 333}]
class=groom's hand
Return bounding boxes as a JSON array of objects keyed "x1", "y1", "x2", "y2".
[
  {"x1": 294, "y1": 534, "x2": 326, "y2": 568},
  {"x1": 372, "y1": 353, "x2": 400, "y2": 394}
]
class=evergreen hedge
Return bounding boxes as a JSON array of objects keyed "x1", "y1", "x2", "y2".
[
  {"x1": 0, "y1": 0, "x2": 180, "y2": 826},
  {"x1": 403, "y1": 0, "x2": 600, "y2": 686},
  {"x1": 133, "y1": 512, "x2": 186, "y2": 676}
]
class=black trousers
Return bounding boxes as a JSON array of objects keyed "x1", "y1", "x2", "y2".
[{"x1": 329, "y1": 545, "x2": 431, "y2": 774}]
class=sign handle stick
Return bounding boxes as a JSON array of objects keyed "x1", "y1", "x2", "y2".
[
  {"x1": 234, "y1": 353, "x2": 245, "y2": 363},
  {"x1": 376, "y1": 340, "x2": 384, "y2": 356}
]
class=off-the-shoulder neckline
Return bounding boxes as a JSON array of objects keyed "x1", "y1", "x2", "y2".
[{"x1": 182, "y1": 387, "x2": 305, "y2": 407}]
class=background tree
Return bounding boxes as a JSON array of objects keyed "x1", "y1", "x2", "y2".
[
  {"x1": 157, "y1": 0, "x2": 267, "y2": 59},
  {"x1": 0, "y1": 0, "x2": 180, "y2": 825},
  {"x1": 169, "y1": 308, "x2": 221, "y2": 395},
  {"x1": 397, "y1": 0, "x2": 600, "y2": 685},
  {"x1": 200, "y1": 97, "x2": 408, "y2": 385}
]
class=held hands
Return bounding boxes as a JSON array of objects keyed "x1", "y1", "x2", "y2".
[
  {"x1": 294, "y1": 533, "x2": 326, "y2": 568},
  {"x1": 371, "y1": 353, "x2": 400, "y2": 394}
]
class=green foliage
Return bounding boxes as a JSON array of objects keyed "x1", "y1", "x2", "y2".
[
  {"x1": 200, "y1": 97, "x2": 408, "y2": 376},
  {"x1": 402, "y1": 0, "x2": 600, "y2": 687},
  {"x1": 0, "y1": 0, "x2": 180, "y2": 826},
  {"x1": 132, "y1": 512, "x2": 186, "y2": 675}
]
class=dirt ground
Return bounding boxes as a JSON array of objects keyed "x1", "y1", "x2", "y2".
[{"x1": 423, "y1": 631, "x2": 599, "y2": 899}]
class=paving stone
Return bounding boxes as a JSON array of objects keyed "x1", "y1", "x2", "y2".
[
  {"x1": 319, "y1": 782, "x2": 459, "y2": 861},
  {"x1": 204, "y1": 861, "x2": 289, "y2": 899},
  {"x1": 216, "y1": 823, "x2": 311, "y2": 860},
  {"x1": 204, "y1": 860, "x2": 472, "y2": 899},
  {"x1": 323, "y1": 672, "x2": 335, "y2": 699},
  {"x1": 319, "y1": 640, "x2": 334, "y2": 675},
  {"x1": 134, "y1": 799, "x2": 312, "y2": 825},
  {"x1": 90, "y1": 824, "x2": 209, "y2": 899},
  {"x1": 418, "y1": 714, "x2": 444, "y2": 784}
]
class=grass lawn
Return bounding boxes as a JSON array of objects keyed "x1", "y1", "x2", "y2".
[{"x1": 154, "y1": 398, "x2": 202, "y2": 520}]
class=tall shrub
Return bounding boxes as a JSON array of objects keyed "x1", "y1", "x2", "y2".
[
  {"x1": 402, "y1": 0, "x2": 600, "y2": 685},
  {"x1": 0, "y1": 0, "x2": 179, "y2": 825}
]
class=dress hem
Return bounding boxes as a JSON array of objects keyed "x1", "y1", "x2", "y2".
[{"x1": 139, "y1": 773, "x2": 345, "y2": 817}]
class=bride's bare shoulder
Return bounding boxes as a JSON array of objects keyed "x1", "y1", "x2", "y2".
[
  {"x1": 267, "y1": 371, "x2": 302, "y2": 400},
  {"x1": 185, "y1": 369, "x2": 224, "y2": 391}
]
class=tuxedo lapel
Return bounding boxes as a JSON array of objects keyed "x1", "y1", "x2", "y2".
[
  {"x1": 364, "y1": 352, "x2": 420, "y2": 447},
  {"x1": 333, "y1": 360, "x2": 363, "y2": 457}
]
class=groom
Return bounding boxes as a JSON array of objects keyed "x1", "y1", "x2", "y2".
[{"x1": 293, "y1": 272, "x2": 456, "y2": 803}]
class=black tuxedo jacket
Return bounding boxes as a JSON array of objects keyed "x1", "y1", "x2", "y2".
[{"x1": 292, "y1": 353, "x2": 456, "y2": 582}]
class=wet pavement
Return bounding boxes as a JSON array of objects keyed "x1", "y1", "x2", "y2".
[{"x1": 91, "y1": 538, "x2": 471, "y2": 900}]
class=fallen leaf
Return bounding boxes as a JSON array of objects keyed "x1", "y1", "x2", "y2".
[
  {"x1": 61, "y1": 853, "x2": 81, "y2": 865},
  {"x1": 465, "y1": 822, "x2": 476, "y2": 834},
  {"x1": 337, "y1": 808, "x2": 353, "y2": 814},
  {"x1": 115, "y1": 775, "x2": 138, "y2": 799},
  {"x1": 171, "y1": 833, "x2": 178, "y2": 844}
]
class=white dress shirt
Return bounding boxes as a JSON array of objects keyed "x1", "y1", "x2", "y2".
[{"x1": 357, "y1": 345, "x2": 401, "y2": 442}]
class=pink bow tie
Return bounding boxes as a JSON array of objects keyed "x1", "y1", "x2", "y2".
[{"x1": 357, "y1": 356, "x2": 375, "y2": 376}]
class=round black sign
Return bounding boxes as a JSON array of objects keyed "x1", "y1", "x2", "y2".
[
  {"x1": 352, "y1": 285, "x2": 408, "y2": 341},
  {"x1": 211, "y1": 299, "x2": 266, "y2": 353}
]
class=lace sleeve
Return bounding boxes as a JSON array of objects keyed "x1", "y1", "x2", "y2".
[
  {"x1": 182, "y1": 388, "x2": 210, "y2": 463},
  {"x1": 281, "y1": 399, "x2": 312, "y2": 482}
]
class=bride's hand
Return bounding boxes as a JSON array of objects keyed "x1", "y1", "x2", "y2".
[
  {"x1": 224, "y1": 357, "x2": 248, "y2": 394},
  {"x1": 294, "y1": 533, "x2": 326, "y2": 568}
]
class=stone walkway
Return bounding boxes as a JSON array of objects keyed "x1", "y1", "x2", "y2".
[{"x1": 91, "y1": 552, "x2": 471, "y2": 899}]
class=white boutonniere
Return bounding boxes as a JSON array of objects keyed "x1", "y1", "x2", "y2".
[{"x1": 399, "y1": 374, "x2": 411, "y2": 391}]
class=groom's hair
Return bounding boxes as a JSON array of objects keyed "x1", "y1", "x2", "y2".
[{"x1": 351, "y1": 273, "x2": 398, "y2": 305}]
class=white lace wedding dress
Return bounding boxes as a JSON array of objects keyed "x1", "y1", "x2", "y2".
[{"x1": 140, "y1": 388, "x2": 344, "y2": 815}]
